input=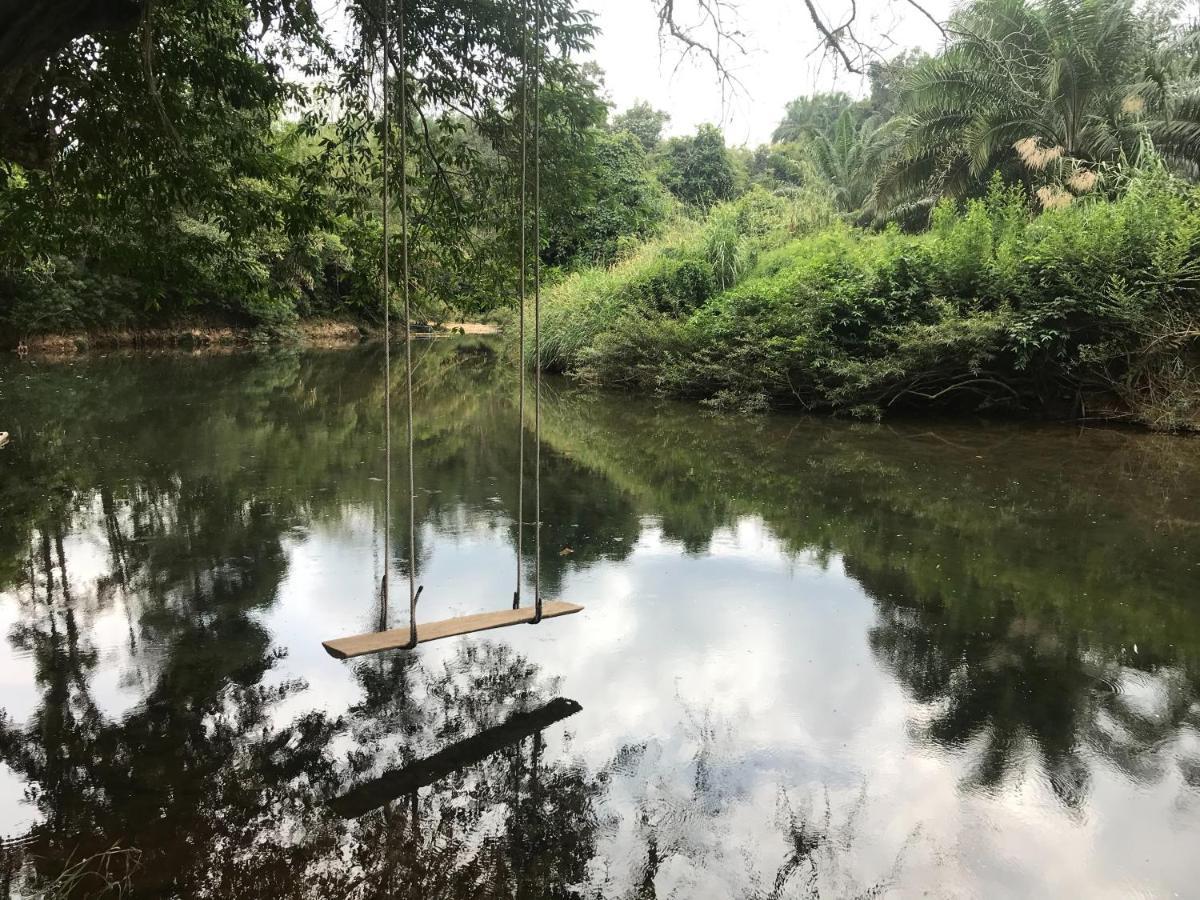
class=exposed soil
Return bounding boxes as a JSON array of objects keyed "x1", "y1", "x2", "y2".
[{"x1": 10, "y1": 319, "x2": 498, "y2": 357}]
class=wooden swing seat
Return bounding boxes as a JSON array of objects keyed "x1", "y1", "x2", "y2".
[{"x1": 322, "y1": 600, "x2": 583, "y2": 659}]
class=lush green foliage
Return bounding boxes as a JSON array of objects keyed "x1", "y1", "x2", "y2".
[
  {"x1": 875, "y1": 0, "x2": 1200, "y2": 214},
  {"x1": 4, "y1": 0, "x2": 1200, "y2": 433},
  {"x1": 610, "y1": 100, "x2": 671, "y2": 152},
  {"x1": 806, "y1": 109, "x2": 885, "y2": 216},
  {"x1": 543, "y1": 130, "x2": 671, "y2": 269},
  {"x1": 657, "y1": 123, "x2": 739, "y2": 209},
  {"x1": 767, "y1": 1, "x2": 1199, "y2": 224},
  {"x1": 534, "y1": 166, "x2": 1200, "y2": 429},
  {"x1": 772, "y1": 92, "x2": 864, "y2": 143},
  {"x1": 527, "y1": 186, "x2": 836, "y2": 368},
  {"x1": 525, "y1": 0, "x2": 1200, "y2": 430},
  {"x1": 0, "y1": 0, "x2": 605, "y2": 336},
  {"x1": 763, "y1": 64, "x2": 914, "y2": 219},
  {"x1": 0, "y1": 0, "x2": 337, "y2": 335},
  {"x1": 742, "y1": 143, "x2": 814, "y2": 193}
]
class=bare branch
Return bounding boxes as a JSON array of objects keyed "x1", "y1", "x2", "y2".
[
  {"x1": 800, "y1": 0, "x2": 864, "y2": 73},
  {"x1": 654, "y1": 0, "x2": 746, "y2": 107},
  {"x1": 906, "y1": 0, "x2": 949, "y2": 40},
  {"x1": 654, "y1": 0, "x2": 948, "y2": 83}
]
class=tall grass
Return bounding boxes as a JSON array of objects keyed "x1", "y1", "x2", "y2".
[
  {"x1": 532, "y1": 218, "x2": 704, "y2": 370},
  {"x1": 23, "y1": 846, "x2": 142, "y2": 899}
]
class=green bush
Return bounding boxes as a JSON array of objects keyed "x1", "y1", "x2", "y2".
[
  {"x1": 528, "y1": 187, "x2": 837, "y2": 370},
  {"x1": 535, "y1": 168, "x2": 1200, "y2": 430}
]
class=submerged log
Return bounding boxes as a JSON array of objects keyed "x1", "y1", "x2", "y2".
[{"x1": 330, "y1": 697, "x2": 583, "y2": 819}]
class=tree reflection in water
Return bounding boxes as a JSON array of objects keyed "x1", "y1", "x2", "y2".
[
  {"x1": 534, "y1": 387, "x2": 1200, "y2": 813},
  {"x1": 0, "y1": 572, "x2": 603, "y2": 898},
  {"x1": 860, "y1": 559, "x2": 1200, "y2": 807},
  {"x1": 0, "y1": 545, "x2": 891, "y2": 900}
]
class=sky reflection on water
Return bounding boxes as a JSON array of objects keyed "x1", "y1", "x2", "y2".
[{"x1": 1, "y1": 340, "x2": 1198, "y2": 898}]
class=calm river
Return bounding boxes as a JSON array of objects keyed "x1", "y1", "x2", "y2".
[{"x1": 1, "y1": 338, "x2": 1199, "y2": 898}]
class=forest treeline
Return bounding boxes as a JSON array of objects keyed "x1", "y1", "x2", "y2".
[{"x1": 2, "y1": 0, "x2": 1199, "y2": 425}]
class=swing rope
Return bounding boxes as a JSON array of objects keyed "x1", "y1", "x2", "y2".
[
  {"x1": 381, "y1": 1, "x2": 391, "y2": 625},
  {"x1": 399, "y1": 0, "x2": 420, "y2": 648},
  {"x1": 381, "y1": 0, "x2": 421, "y2": 648},
  {"x1": 514, "y1": 0, "x2": 528, "y2": 612},
  {"x1": 515, "y1": 0, "x2": 544, "y2": 622},
  {"x1": 532, "y1": 0, "x2": 543, "y2": 624}
]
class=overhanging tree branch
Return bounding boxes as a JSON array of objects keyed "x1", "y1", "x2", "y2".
[{"x1": 653, "y1": 0, "x2": 947, "y2": 78}]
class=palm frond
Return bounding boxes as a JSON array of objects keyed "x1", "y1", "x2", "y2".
[{"x1": 871, "y1": 0, "x2": 1200, "y2": 218}]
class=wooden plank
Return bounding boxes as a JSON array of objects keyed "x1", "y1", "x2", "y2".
[
  {"x1": 330, "y1": 697, "x2": 582, "y2": 818},
  {"x1": 322, "y1": 600, "x2": 583, "y2": 660}
]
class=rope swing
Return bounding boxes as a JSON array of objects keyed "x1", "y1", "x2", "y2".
[
  {"x1": 514, "y1": 0, "x2": 528, "y2": 612},
  {"x1": 322, "y1": 0, "x2": 582, "y2": 662},
  {"x1": 379, "y1": 0, "x2": 422, "y2": 651},
  {"x1": 398, "y1": 0, "x2": 421, "y2": 649},
  {"x1": 380, "y1": 0, "x2": 393, "y2": 633},
  {"x1": 514, "y1": 0, "x2": 544, "y2": 622},
  {"x1": 532, "y1": 0, "x2": 545, "y2": 625}
]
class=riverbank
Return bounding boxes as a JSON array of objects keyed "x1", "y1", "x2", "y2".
[
  {"x1": 528, "y1": 175, "x2": 1200, "y2": 433},
  {"x1": 11, "y1": 319, "x2": 499, "y2": 356}
]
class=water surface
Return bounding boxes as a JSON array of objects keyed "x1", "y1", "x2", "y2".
[{"x1": 1, "y1": 339, "x2": 1199, "y2": 898}]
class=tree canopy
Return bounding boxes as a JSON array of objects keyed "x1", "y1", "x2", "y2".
[
  {"x1": 0, "y1": 0, "x2": 607, "y2": 332},
  {"x1": 657, "y1": 123, "x2": 737, "y2": 209},
  {"x1": 875, "y1": 0, "x2": 1200, "y2": 211},
  {"x1": 610, "y1": 100, "x2": 671, "y2": 151}
]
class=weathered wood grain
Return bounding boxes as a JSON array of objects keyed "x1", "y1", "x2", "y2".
[{"x1": 322, "y1": 600, "x2": 583, "y2": 659}]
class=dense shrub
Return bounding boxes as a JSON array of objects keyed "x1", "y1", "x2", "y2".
[
  {"x1": 544, "y1": 131, "x2": 672, "y2": 269},
  {"x1": 526, "y1": 186, "x2": 836, "y2": 370},
  {"x1": 535, "y1": 170, "x2": 1200, "y2": 430},
  {"x1": 657, "y1": 124, "x2": 739, "y2": 209},
  {"x1": 0, "y1": 178, "x2": 449, "y2": 341}
]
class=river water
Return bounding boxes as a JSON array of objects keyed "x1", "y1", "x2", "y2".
[{"x1": 1, "y1": 338, "x2": 1198, "y2": 898}]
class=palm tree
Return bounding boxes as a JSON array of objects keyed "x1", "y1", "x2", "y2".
[
  {"x1": 807, "y1": 107, "x2": 887, "y2": 216},
  {"x1": 874, "y1": 0, "x2": 1200, "y2": 214},
  {"x1": 772, "y1": 92, "x2": 863, "y2": 143}
]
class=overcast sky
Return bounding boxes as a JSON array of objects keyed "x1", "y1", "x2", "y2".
[
  {"x1": 582, "y1": 0, "x2": 953, "y2": 146},
  {"x1": 315, "y1": 0, "x2": 954, "y2": 146}
]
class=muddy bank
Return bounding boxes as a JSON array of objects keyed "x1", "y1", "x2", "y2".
[{"x1": 11, "y1": 319, "x2": 498, "y2": 356}]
